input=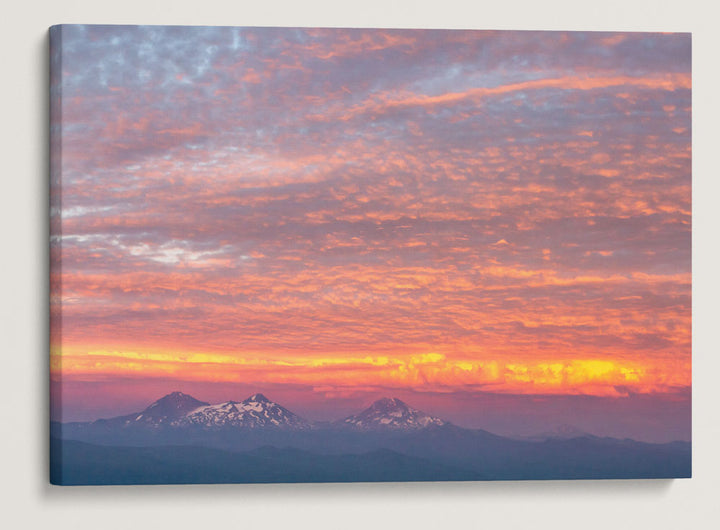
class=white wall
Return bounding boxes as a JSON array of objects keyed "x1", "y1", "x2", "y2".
[{"x1": 2, "y1": 1, "x2": 718, "y2": 528}]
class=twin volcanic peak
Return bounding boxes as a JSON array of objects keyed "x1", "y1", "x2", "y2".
[
  {"x1": 105, "y1": 392, "x2": 446, "y2": 431},
  {"x1": 178, "y1": 393, "x2": 311, "y2": 429}
]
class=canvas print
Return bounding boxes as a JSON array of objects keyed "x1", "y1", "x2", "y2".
[{"x1": 49, "y1": 25, "x2": 691, "y2": 485}]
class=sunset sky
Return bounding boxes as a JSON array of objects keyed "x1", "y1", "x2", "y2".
[{"x1": 50, "y1": 26, "x2": 691, "y2": 441}]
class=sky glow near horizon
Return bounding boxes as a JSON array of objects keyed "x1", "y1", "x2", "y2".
[{"x1": 50, "y1": 26, "x2": 691, "y2": 437}]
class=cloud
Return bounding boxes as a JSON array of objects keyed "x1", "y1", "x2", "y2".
[{"x1": 51, "y1": 26, "x2": 691, "y2": 401}]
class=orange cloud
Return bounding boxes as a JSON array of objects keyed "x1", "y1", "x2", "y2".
[
  {"x1": 306, "y1": 73, "x2": 691, "y2": 123},
  {"x1": 51, "y1": 345, "x2": 689, "y2": 398}
]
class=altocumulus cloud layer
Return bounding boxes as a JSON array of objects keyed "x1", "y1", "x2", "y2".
[{"x1": 50, "y1": 27, "x2": 690, "y2": 413}]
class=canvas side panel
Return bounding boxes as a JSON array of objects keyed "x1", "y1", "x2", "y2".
[{"x1": 49, "y1": 24, "x2": 64, "y2": 486}]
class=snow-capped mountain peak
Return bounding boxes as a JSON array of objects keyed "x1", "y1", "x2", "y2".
[
  {"x1": 176, "y1": 393, "x2": 311, "y2": 429},
  {"x1": 340, "y1": 397, "x2": 447, "y2": 430}
]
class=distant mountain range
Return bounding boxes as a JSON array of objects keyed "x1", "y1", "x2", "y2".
[
  {"x1": 69, "y1": 391, "x2": 447, "y2": 432},
  {"x1": 50, "y1": 391, "x2": 692, "y2": 485}
]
